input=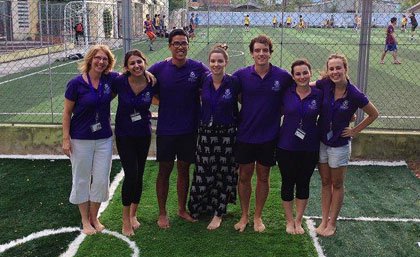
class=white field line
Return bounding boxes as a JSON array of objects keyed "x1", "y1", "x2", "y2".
[
  {"x1": 305, "y1": 219, "x2": 327, "y2": 257},
  {"x1": 379, "y1": 115, "x2": 420, "y2": 119},
  {"x1": 0, "y1": 61, "x2": 79, "y2": 86},
  {"x1": 0, "y1": 227, "x2": 80, "y2": 253},
  {"x1": 304, "y1": 215, "x2": 420, "y2": 223}
]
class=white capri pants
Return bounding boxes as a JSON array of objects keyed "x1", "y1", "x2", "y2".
[{"x1": 69, "y1": 137, "x2": 113, "y2": 204}]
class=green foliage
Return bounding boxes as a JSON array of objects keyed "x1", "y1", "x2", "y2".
[
  {"x1": 169, "y1": 0, "x2": 185, "y2": 11},
  {"x1": 103, "y1": 8, "x2": 113, "y2": 38},
  {"x1": 400, "y1": 0, "x2": 420, "y2": 11}
]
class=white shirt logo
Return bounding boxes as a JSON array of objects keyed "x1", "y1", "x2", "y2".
[
  {"x1": 142, "y1": 92, "x2": 151, "y2": 103},
  {"x1": 308, "y1": 99, "x2": 317, "y2": 110},
  {"x1": 272, "y1": 81, "x2": 280, "y2": 91},
  {"x1": 188, "y1": 71, "x2": 197, "y2": 82},
  {"x1": 103, "y1": 84, "x2": 111, "y2": 95},
  {"x1": 340, "y1": 100, "x2": 349, "y2": 110},
  {"x1": 222, "y1": 89, "x2": 232, "y2": 99}
]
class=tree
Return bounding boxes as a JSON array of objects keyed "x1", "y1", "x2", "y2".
[{"x1": 400, "y1": 0, "x2": 420, "y2": 11}]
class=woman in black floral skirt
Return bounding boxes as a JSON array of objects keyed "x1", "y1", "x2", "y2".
[{"x1": 188, "y1": 44, "x2": 240, "y2": 230}]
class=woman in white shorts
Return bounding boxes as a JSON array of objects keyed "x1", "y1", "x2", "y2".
[{"x1": 314, "y1": 54, "x2": 378, "y2": 237}]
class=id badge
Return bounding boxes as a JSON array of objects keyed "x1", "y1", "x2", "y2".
[
  {"x1": 130, "y1": 113, "x2": 142, "y2": 122},
  {"x1": 327, "y1": 130, "x2": 333, "y2": 141},
  {"x1": 90, "y1": 122, "x2": 102, "y2": 132},
  {"x1": 295, "y1": 128, "x2": 306, "y2": 140}
]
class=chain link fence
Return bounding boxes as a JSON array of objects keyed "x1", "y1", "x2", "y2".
[{"x1": 0, "y1": 0, "x2": 419, "y2": 131}]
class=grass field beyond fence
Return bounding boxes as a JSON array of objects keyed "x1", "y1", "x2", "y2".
[
  {"x1": 0, "y1": 159, "x2": 419, "y2": 257},
  {"x1": 0, "y1": 27, "x2": 419, "y2": 130}
]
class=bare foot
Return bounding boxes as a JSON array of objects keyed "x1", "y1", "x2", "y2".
[
  {"x1": 294, "y1": 220, "x2": 305, "y2": 234},
  {"x1": 315, "y1": 222, "x2": 328, "y2": 235},
  {"x1": 234, "y1": 217, "x2": 248, "y2": 232},
  {"x1": 131, "y1": 216, "x2": 141, "y2": 230},
  {"x1": 207, "y1": 216, "x2": 222, "y2": 230},
  {"x1": 285, "y1": 221, "x2": 295, "y2": 235},
  {"x1": 81, "y1": 222, "x2": 96, "y2": 235},
  {"x1": 91, "y1": 219, "x2": 105, "y2": 232},
  {"x1": 321, "y1": 225, "x2": 336, "y2": 237},
  {"x1": 253, "y1": 218, "x2": 266, "y2": 233},
  {"x1": 157, "y1": 215, "x2": 170, "y2": 229},
  {"x1": 177, "y1": 210, "x2": 197, "y2": 222},
  {"x1": 122, "y1": 221, "x2": 135, "y2": 237}
]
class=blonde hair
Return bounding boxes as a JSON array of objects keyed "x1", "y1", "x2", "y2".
[
  {"x1": 320, "y1": 53, "x2": 349, "y2": 80},
  {"x1": 78, "y1": 44, "x2": 116, "y2": 74}
]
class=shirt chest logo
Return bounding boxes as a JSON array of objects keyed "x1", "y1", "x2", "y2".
[
  {"x1": 188, "y1": 71, "x2": 197, "y2": 83},
  {"x1": 142, "y1": 92, "x2": 152, "y2": 103},
  {"x1": 272, "y1": 81, "x2": 280, "y2": 92},
  {"x1": 308, "y1": 99, "x2": 318, "y2": 110},
  {"x1": 340, "y1": 100, "x2": 349, "y2": 110},
  {"x1": 103, "y1": 83, "x2": 111, "y2": 95},
  {"x1": 222, "y1": 89, "x2": 232, "y2": 99}
]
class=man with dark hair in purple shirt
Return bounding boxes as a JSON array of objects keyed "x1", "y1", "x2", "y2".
[
  {"x1": 233, "y1": 35, "x2": 293, "y2": 233},
  {"x1": 148, "y1": 29, "x2": 209, "y2": 229}
]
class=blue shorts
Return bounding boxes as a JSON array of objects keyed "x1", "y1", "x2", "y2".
[
  {"x1": 319, "y1": 142, "x2": 351, "y2": 168},
  {"x1": 384, "y1": 43, "x2": 397, "y2": 52}
]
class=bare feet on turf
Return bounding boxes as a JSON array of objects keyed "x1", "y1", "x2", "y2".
[
  {"x1": 253, "y1": 217, "x2": 266, "y2": 233},
  {"x1": 131, "y1": 216, "x2": 141, "y2": 230},
  {"x1": 91, "y1": 219, "x2": 105, "y2": 232},
  {"x1": 315, "y1": 222, "x2": 328, "y2": 235},
  {"x1": 81, "y1": 222, "x2": 96, "y2": 235},
  {"x1": 234, "y1": 217, "x2": 248, "y2": 232},
  {"x1": 122, "y1": 221, "x2": 135, "y2": 237},
  {"x1": 294, "y1": 220, "x2": 305, "y2": 234},
  {"x1": 321, "y1": 224, "x2": 336, "y2": 237},
  {"x1": 157, "y1": 215, "x2": 170, "y2": 229},
  {"x1": 177, "y1": 210, "x2": 197, "y2": 222},
  {"x1": 285, "y1": 221, "x2": 295, "y2": 235},
  {"x1": 207, "y1": 216, "x2": 222, "y2": 230}
]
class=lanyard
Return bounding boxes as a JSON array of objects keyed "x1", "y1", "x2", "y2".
[
  {"x1": 329, "y1": 85, "x2": 347, "y2": 130},
  {"x1": 87, "y1": 73, "x2": 103, "y2": 122}
]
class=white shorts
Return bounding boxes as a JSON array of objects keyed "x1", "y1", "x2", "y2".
[
  {"x1": 69, "y1": 137, "x2": 113, "y2": 204},
  {"x1": 319, "y1": 141, "x2": 351, "y2": 168}
]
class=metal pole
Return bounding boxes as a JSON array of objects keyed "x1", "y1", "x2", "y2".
[
  {"x1": 45, "y1": 0, "x2": 54, "y2": 123},
  {"x1": 122, "y1": 0, "x2": 132, "y2": 54},
  {"x1": 279, "y1": 0, "x2": 286, "y2": 68},
  {"x1": 207, "y1": 3, "x2": 210, "y2": 44},
  {"x1": 82, "y1": 0, "x2": 89, "y2": 48},
  {"x1": 355, "y1": 0, "x2": 372, "y2": 125},
  {"x1": 38, "y1": 1, "x2": 43, "y2": 47}
]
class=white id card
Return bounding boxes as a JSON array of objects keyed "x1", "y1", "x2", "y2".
[
  {"x1": 327, "y1": 130, "x2": 333, "y2": 141},
  {"x1": 90, "y1": 122, "x2": 102, "y2": 132},
  {"x1": 130, "y1": 113, "x2": 142, "y2": 122},
  {"x1": 295, "y1": 128, "x2": 306, "y2": 140}
]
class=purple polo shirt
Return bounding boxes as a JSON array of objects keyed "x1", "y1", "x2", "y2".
[
  {"x1": 112, "y1": 74, "x2": 155, "y2": 137},
  {"x1": 233, "y1": 64, "x2": 293, "y2": 143},
  {"x1": 316, "y1": 78, "x2": 369, "y2": 147},
  {"x1": 200, "y1": 73, "x2": 240, "y2": 126},
  {"x1": 148, "y1": 59, "x2": 209, "y2": 136},
  {"x1": 64, "y1": 72, "x2": 118, "y2": 140},
  {"x1": 277, "y1": 84, "x2": 322, "y2": 152}
]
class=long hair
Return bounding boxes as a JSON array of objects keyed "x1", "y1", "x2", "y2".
[
  {"x1": 320, "y1": 53, "x2": 349, "y2": 80},
  {"x1": 123, "y1": 49, "x2": 148, "y2": 76},
  {"x1": 78, "y1": 44, "x2": 115, "y2": 74}
]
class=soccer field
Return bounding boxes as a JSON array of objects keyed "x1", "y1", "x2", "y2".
[
  {"x1": 0, "y1": 27, "x2": 419, "y2": 130},
  {"x1": 0, "y1": 158, "x2": 419, "y2": 257}
]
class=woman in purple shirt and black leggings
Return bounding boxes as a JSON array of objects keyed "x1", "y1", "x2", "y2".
[{"x1": 315, "y1": 54, "x2": 378, "y2": 237}]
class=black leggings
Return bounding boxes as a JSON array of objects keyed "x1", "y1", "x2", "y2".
[
  {"x1": 276, "y1": 148, "x2": 318, "y2": 201},
  {"x1": 116, "y1": 135, "x2": 151, "y2": 206}
]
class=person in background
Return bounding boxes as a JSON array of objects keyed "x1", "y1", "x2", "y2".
[
  {"x1": 188, "y1": 44, "x2": 239, "y2": 230},
  {"x1": 277, "y1": 59, "x2": 322, "y2": 234},
  {"x1": 409, "y1": 12, "x2": 418, "y2": 40},
  {"x1": 232, "y1": 35, "x2": 293, "y2": 233},
  {"x1": 315, "y1": 54, "x2": 379, "y2": 237},
  {"x1": 74, "y1": 21, "x2": 84, "y2": 45},
  {"x1": 62, "y1": 44, "x2": 117, "y2": 235},
  {"x1": 380, "y1": 17, "x2": 401, "y2": 64},
  {"x1": 112, "y1": 50, "x2": 155, "y2": 236},
  {"x1": 244, "y1": 15, "x2": 250, "y2": 32},
  {"x1": 401, "y1": 14, "x2": 407, "y2": 32},
  {"x1": 272, "y1": 16, "x2": 277, "y2": 28},
  {"x1": 148, "y1": 29, "x2": 209, "y2": 229},
  {"x1": 144, "y1": 14, "x2": 157, "y2": 51}
]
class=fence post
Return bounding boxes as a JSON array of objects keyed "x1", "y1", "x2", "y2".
[
  {"x1": 122, "y1": 0, "x2": 132, "y2": 54},
  {"x1": 356, "y1": 0, "x2": 372, "y2": 125}
]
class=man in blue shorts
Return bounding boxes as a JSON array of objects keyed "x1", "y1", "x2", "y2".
[
  {"x1": 233, "y1": 35, "x2": 293, "y2": 232},
  {"x1": 149, "y1": 29, "x2": 209, "y2": 228},
  {"x1": 380, "y1": 17, "x2": 401, "y2": 64}
]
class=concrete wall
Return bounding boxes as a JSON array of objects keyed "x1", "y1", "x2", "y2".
[{"x1": 0, "y1": 125, "x2": 418, "y2": 161}]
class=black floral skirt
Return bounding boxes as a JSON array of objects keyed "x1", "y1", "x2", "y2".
[{"x1": 188, "y1": 124, "x2": 238, "y2": 218}]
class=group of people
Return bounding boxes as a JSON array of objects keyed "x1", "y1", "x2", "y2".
[
  {"x1": 144, "y1": 13, "x2": 167, "y2": 51},
  {"x1": 63, "y1": 28, "x2": 379, "y2": 238},
  {"x1": 246, "y1": 15, "x2": 305, "y2": 30}
]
